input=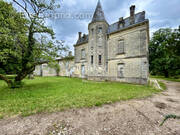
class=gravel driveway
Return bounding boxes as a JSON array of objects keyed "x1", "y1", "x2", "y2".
[{"x1": 0, "y1": 81, "x2": 180, "y2": 135}]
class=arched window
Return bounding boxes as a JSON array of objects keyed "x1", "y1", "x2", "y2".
[{"x1": 117, "y1": 63, "x2": 124, "y2": 78}]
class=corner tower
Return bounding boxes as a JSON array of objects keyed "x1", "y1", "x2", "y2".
[{"x1": 87, "y1": 0, "x2": 109, "y2": 79}]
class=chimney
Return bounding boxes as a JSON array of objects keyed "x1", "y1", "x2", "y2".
[
  {"x1": 130, "y1": 5, "x2": 135, "y2": 17},
  {"x1": 78, "y1": 32, "x2": 82, "y2": 39},
  {"x1": 130, "y1": 5, "x2": 135, "y2": 24},
  {"x1": 119, "y1": 17, "x2": 123, "y2": 22}
]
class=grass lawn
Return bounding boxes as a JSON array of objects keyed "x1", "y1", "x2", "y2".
[
  {"x1": 0, "y1": 77, "x2": 161, "y2": 118},
  {"x1": 151, "y1": 75, "x2": 180, "y2": 82}
]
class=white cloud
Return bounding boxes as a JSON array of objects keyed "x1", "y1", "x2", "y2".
[{"x1": 10, "y1": 0, "x2": 180, "y2": 51}]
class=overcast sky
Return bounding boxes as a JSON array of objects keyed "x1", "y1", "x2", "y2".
[{"x1": 11, "y1": 0, "x2": 180, "y2": 52}]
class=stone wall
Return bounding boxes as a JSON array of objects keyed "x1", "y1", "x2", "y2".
[
  {"x1": 58, "y1": 59, "x2": 75, "y2": 77},
  {"x1": 34, "y1": 63, "x2": 57, "y2": 77},
  {"x1": 34, "y1": 21, "x2": 149, "y2": 85},
  {"x1": 34, "y1": 59, "x2": 75, "y2": 77},
  {"x1": 74, "y1": 43, "x2": 88, "y2": 78},
  {"x1": 87, "y1": 21, "x2": 109, "y2": 77},
  {"x1": 74, "y1": 43, "x2": 88, "y2": 63},
  {"x1": 108, "y1": 22, "x2": 149, "y2": 60},
  {"x1": 107, "y1": 57, "x2": 148, "y2": 84},
  {"x1": 107, "y1": 22, "x2": 149, "y2": 84}
]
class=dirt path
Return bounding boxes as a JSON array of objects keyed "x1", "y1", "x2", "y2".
[{"x1": 0, "y1": 81, "x2": 180, "y2": 135}]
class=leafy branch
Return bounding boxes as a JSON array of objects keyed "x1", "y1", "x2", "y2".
[{"x1": 160, "y1": 114, "x2": 180, "y2": 126}]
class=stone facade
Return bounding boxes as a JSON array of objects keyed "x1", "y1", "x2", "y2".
[
  {"x1": 73, "y1": 1, "x2": 149, "y2": 84},
  {"x1": 34, "y1": 1, "x2": 149, "y2": 84}
]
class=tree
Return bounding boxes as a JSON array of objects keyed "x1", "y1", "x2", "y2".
[
  {"x1": 0, "y1": 0, "x2": 68, "y2": 88},
  {"x1": 149, "y1": 27, "x2": 180, "y2": 78},
  {"x1": 0, "y1": 0, "x2": 29, "y2": 86}
]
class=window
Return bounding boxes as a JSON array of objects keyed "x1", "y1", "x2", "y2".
[
  {"x1": 117, "y1": 40, "x2": 125, "y2": 54},
  {"x1": 117, "y1": 64, "x2": 124, "y2": 78},
  {"x1": 91, "y1": 28, "x2": 94, "y2": 34},
  {"x1": 98, "y1": 55, "x2": 102, "y2": 65},
  {"x1": 106, "y1": 62, "x2": 108, "y2": 71},
  {"x1": 81, "y1": 49, "x2": 85, "y2": 59},
  {"x1": 91, "y1": 55, "x2": 93, "y2": 64},
  {"x1": 98, "y1": 27, "x2": 102, "y2": 33}
]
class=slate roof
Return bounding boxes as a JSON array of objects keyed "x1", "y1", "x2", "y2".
[
  {"x1": 91, "y1": 0, "x2": 106, "y2": 23},
  {"x1": 108, "y1": 11, "x2": 147, "y2": 34}
]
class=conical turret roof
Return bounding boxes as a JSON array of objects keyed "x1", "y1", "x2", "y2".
[{"x1": 91, "y1": 0, "x2": 106, "y2": 23}]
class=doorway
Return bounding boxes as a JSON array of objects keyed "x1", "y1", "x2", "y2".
[{"x1": 81, "y1": 65, "x2": 85, "y2": 78}]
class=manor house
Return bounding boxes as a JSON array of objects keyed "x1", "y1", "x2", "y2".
[{"x1": 34, "y1": 0, "x2": 149, "y2": 84}]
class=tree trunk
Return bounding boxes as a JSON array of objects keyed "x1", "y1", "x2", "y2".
[
  {"x1": 15, "y1": 66, "x2": 35, "y2": 82},
  {"x1": 14, "y1": 22, "x2": 35, "y2": 85},
  {"x1": 0, "y1": 74, "x2": 12, "y2": 87}
]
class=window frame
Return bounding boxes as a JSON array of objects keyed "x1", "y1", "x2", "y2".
[
  {"x1": 98, "y1": 27, "x2": 102, "y2": 33},
  {"x1": 117, "y1": 63, "x2": 125, "y2": 78},
  {"x1": 91, "y1": 55, "x2": 93, "y2": 65},
  {"x1": 117, "y1": 39, "x2": 125, "y2": 55},
  {"x1": 98, "y1": 55, "x2": 102, "y2": 65},
  {"x1": 81, "y1": 49, "x2": 85, "y2": 59}
]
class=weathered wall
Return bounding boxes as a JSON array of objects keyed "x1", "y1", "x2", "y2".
[
  {"x1": 108, "y1": 57, "x2": 148, "y2": 84},
  {"x1": 108, "y1": 23, "x2": 148, "y2": 60},
  {"x1": 87, "y1": 21, "x2": 109, "y2": 77},
  {"x1": 74, "y1": 43, "x2": 88, "y2": 63},
  {"x1": 34, "y1": 63, "x2": 57, "y2": 77},
  {"x1": 34, "y1": 59, "x2": 75, "y2": 77},
  {"x1": 74, "y1": 43, "x2": 88, "y2": 78},
  {"x1": 58, "y1": 59, "x2": 74, "y2": 77},
  {"x1": 107, "y1": 22, "x2": 149, "y2": 84},
  {"x1": 73, "y1": 62, "x2": 88, "y2": 78}
]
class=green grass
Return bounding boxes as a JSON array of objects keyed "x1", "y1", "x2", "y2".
[
  {"x1": 0, "y1": 77, "x2": 161, "y2": 118},
  {"x1": 151, "y1": 75, "x2": 180, "y2": 82}
]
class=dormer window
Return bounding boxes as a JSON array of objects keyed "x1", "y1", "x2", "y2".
[
  {"x1": 118, "y1": 17, "x2": 124, "y2": 29},
  {"x1": 119, "y1": 23, "x2": 123, "y2": 28}
]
